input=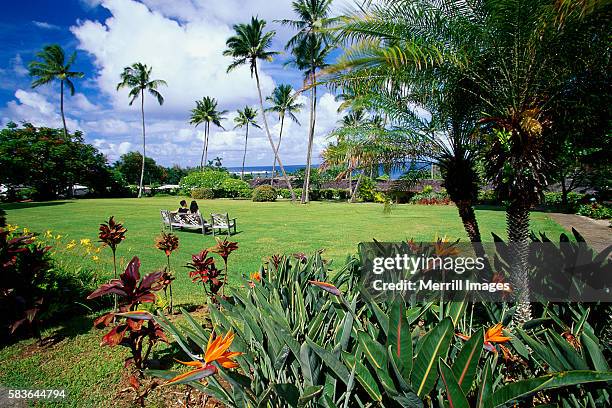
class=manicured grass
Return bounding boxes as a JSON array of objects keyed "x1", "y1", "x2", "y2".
[{"x1": 0, "y1": 198, "x2": 567, "y2": 406}]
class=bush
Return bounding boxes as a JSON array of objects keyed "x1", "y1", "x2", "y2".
[
  {"x1": 279, "y1": 187, "x2": 303, "y2": 199},
  {"x1": 409, "y1": 186, "x2": 450, "y2": 205},
  {"x1": 219, "y1": 178, "x2": 252, "y2": 199},
  {"x1": 576, "y1": 202, "x2": 612, "y2": 220},
  {"x1": 191, "y1": 187, "x2": 215, "y2": 200},
  {"x1": 356, "y1": 176, "x2": 377, "y2": 202},
  {"x1": 477, "y1": 189, "x2": 498, "y2": 204},
  {"x1": 179, "y1": 169, "x2": 230, "y2": 193},
  {"x1": 252, "y1": 185, "x2": 277, "y2": 202},
  {"x1": 543, "y1": 191, "x2": 585, "y2": 211}
]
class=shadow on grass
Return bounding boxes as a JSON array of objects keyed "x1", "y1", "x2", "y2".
[{"x1": 0, "y1": 201, "x2": 72, "y2": 211}]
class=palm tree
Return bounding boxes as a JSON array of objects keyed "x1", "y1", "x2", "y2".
[
  {"x1": 328, "y1": 0, "x2": 609, "y2": 325},
  {"x1": 116, "y1": 63, "x2": 166, "y2": 198},
  {"x1": 190, "y1": 96, "x2": 227, "y2": 169},
  {"x1": 281, "y1": 0, "x2": 334, "y2": 204},
  {"x1": 265, "y1": 84, "x2": 304, "y2": 185},
  {"x1": 289, "y1": 36, "x2": 331, "y2": 203},
  {"x1": 28, "y1": 44, "x2": 84, "y2": 138},
  {"x1": 224, "y1": 17, "x2": 296, "y2": 201},
  {"x1": 234, "y1": 106, "x2": 261, "y2": 180}
]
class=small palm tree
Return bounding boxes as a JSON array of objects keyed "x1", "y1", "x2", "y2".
[
  {"x1": 265, "y1": 84, "x2": 304, "y2": 185},
  {"x1": 224, "y1": 17, "x2": 296, "y2": 201},
  {"x1": 234, "y1": 106, "x2": 261, "y2": 180},
  {"x1": 190, "y1": 96, "x2": 227, "y2": 169},
  {"x1": 28, "y1": 44, "x2": 84, "y2": 137},
  {"x1": 116, "y1": 63, "x2": 166, "y2": 198}
]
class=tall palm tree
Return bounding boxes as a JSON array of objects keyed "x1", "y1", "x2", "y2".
[
  {"x1": 234, "y1": 106, "x2": 261, "y2": 180},
  {"x1": 28, "y1": 44, "x2": 84, "y2": 138},
  {"x1": 265, "y1": 84, "x2": 304, "y2": 185},
  {"x1": 281, "y1": 0, "x2": 335, "y2": 204},
  {"x1": 289, "y1": 36, "x2": 331, "y2": 203},
  {"x1": 224, "y1": 17, "x2": 297, "y2": 201},
  {"x1": 116, "y1": 63, "x2": 166, "y2": 198},
  {"x1": 190, "y1": 96, "x2": 227, "y2": 169}
]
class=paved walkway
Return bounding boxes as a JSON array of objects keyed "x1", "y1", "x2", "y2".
[{"x1": 549, "y1": 213, "x2": 611, "y2": 253}]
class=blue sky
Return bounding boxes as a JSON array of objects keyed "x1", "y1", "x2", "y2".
[{"x1": 0, "y1": 0, "x2": 347, "y2": 167}]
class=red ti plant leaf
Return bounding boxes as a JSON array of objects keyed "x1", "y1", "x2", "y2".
[{"x1": 87, "y1": 256, "x2": 163, "y2": 307}]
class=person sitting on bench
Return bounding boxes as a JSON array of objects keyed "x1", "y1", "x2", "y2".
[
  {"x1": 189, "y1": 200, "x2": 200, "y2": 214},
  {"x1": 175, "y1": 200, "x2": 189, "y2": 214}
]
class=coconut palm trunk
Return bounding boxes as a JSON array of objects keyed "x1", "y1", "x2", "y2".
[
  {"x1": 271, "y1": 115, "x2": 285, "y2": 186},
  {"x1": 204, "y1": 122, "x2": 210, "y2": 168},
  {"x1": 254, "y1": 66, "x2": 296, "y2": 201},
  {"x1": 138, "y1": 89, "x2": 146, "y2": 198},
  {"x1": 200, "y1": 122, "x2": 209, "y2": 169},
  {"x1": 60, "y1": 80, "x2": 68, "y2": 138},
  {"x1": 350, "y1": 171, "x2": 364, "y2": 203},
  {"x1": 507, "y1": 201, "x2": 532, "y2": 326},
  {"x1": 241, "y1": 122, "x2": 250, "y2": 180},
  {"x1": 456, "y1": 200, "x2": 481, "y2": 242},
  {"x1": 301, "y1": 79, "x2": 317, "y2": 203}
]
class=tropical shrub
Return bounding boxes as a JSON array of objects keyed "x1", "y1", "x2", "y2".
[
  {"x1": 87, "y1": 257, "x2": 167, "y2": 370},
  {"x1": 576, "y1": 202, "x2": 612, "y2": 220},
  {"x1": 543, "y1": 191, "x2": 585, "y2": 211},
  {"x1": 477, "y1": 189, "x2": 498, "y2": 205},
  {"x1": 357, "y1": 176, "x2": 377, "y2": 201},
  {"x1": 179, "y1": 169, "x2": 230, "y2": 193},
  {"x1": 191, "y1": 187, "x2": 215, "y2": 200},
  {"x1": 409, "y1": 186, "x2": 451, "y2": 205},
  {"x1": 218, "y1": 178, "x2": 251, "y2": 198},
  {"x1": 252, "y1": 185, "x2": 277, "y2": 202},
  {"x1": 280, "y1": 187, "x2": 303, "y2": 199}
]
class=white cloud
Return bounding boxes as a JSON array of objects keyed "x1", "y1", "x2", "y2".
[
  {"x1": 32, "y1": 21, "x2": 61, "y2": 30},
  {"x1": 71, "y1": 0, "x2": 276, "y2": 116},
  {"x1": 10, "y1": 54, "x2": 28, "y2": 77}
]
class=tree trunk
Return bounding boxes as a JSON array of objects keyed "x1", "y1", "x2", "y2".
[
  {"x1": 302, "y1": 81, "x2": 317, "y2": 204},
  {"x1": 561, "y1": 175, "x2": 568, "y2": 208},
  {"x1": 241, "y1": 123, "x2": 249, "y2": 180},
  {"x1": 507, "y1": 201, "x2": 532, "y2": 327},
  {"x1": 60, "y1": 80, "x2": 68, "y2": 138},
  {"x1": 254, "y1": 66, "x2": 295, "y2": 201},
  {"x1": 138, "y1": 90, "x2": 146, "y2": 198},
  {"x1": 456, "y1": 200, "x2": 482, "y2": 242},
  {"x1": 200, "y1": 122, "x2": 208, "y2": 170},
  {"x1": 350, "y1": 171, "x2": 364, "y2": 203},
  {"x1": 271, "y1": 115, "x2": 285, "y2": 186},
  {"x1": 204, "y1": 121, "x2": 210, "y2": 168}
]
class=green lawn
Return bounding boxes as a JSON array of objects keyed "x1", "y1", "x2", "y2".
[{"x1": 0, "y1": 198, "x2": 567, "y2": 407}]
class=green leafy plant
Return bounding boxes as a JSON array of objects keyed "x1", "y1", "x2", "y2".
[
  {"x1": 180, "y1": 169, "x2": 230, "y2": 192},
  {"x1": 191, "y1": 187, "x2": 215, "y2": 200},
  {"x1": 219, "y1": 178, "x2": 252, "y2": 198},
  {"x1": 252, "y1": 185, "x2": 277, "y2": 202}
]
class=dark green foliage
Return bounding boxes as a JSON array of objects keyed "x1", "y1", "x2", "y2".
[
  {"x1": 252, "y1": 185, "x2": 277, "y2": 202},
  {"x1": 113, "y1": 152, "x2": 164, "y2": 185},
  {"x1": 191, "y1": 188, "x2": 215, "y2": 200},
  {"x1": 0, "y1": 123, "x2": 121, "y2": 201},
  {"x1": 179, "y1": 169, "x2": 230, "y2": 192},
  {"x1": 576, "y1": 202, "x2": 612, "y2": 220},
  {"x1": 219, "y1": 178, "x2": 252, "y2": 199}
]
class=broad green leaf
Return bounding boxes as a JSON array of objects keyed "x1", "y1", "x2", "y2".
[
  {"x1": 451, "y1": 328, "x2": 483, "y2": 393},
  {"x1": 273, "y1": 383, "x2": 300, "y2": 407},
  {"x1": 410, "y1": 317, "x2": 453, "y2": 398},
  {"x1": 475, "y1": 362, "x2": 492, "y2": 408},
  {"x1": 298, "y1": 385, "x2": 324, "y2": 407},
  {"x1": 342, "y1": 351, "x2": 383, "y2": 402},
  {"x1": 580, "y1": 333, "x2": 609, "y2": 371},
  {"x1": 299, "y1": 343, "x2": 320, "y2": 386},
  {"x1": 517, "y1": 329, "x2": 565, "y2": 371},
  {"x1": 547, "y1": 330, "x2": 587, "y2": 370},
  {"x1": 489, "y1": 370, "x2": 612, "y2": 407},
  {"x1": 387, "y1": 299, "x2": 413, "y2": 377},
  {"x1": 306, "y1": 336, "x2": 350, "y2": 385},
  {"x1": 439, "y1": 360, "x2": 470, "y2": 408},
  {"x1": 445, "y1": 300, "x2": 466, "y2": 327},
  {"x1": 358, "y1": 331, "x2": 387, "y2": 370},
  {"x1": 387, "y1": 345, "x2": 412, "y2": 392}
]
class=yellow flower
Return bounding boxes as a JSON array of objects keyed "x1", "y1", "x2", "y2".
[
  {"x1": 66, "y1": 240, "x2": 77, "y2": 250},
  {"x1": 44, "y1": 230, "x2": 53, "y2": 238},
  {"x1": 55, "y1": 234, "x2": 62, "y2": 240},
  {"x1": 6, "y1": 224, "x2": 19, "y2": 232},
  {"x1": 80, "y1": 238, "x2": 91, "y2": 246},
  {"x1": 95, "y1": 247, "x2": 101, "y2": 253},
  {"x1": 92, "y1": 255, "x2": 100, "y2": 262},
  {"x1": 23, "y1": 227, "x2": 30, "y2": 234}
]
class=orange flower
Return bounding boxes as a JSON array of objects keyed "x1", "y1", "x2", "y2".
[
  {"x1": 164, "y1": 330, "x2": 242, "y2": 386},
  {"x1": 250, "y1": 271, "x2": 261, "y2": 282},
  {"x1": 485, "y1": 323, "x2": 511, "y2": 343},
  {"x1": 456, "y1": 323, "x2": 511, "y2": 353}
]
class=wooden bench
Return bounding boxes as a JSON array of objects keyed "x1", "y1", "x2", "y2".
[
  {"x1": 210, "y1": 213, "x2": 237, "y2": 236},
  {"x1": 161, "y1": 210, "x2": 210, "y2": 235}
]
